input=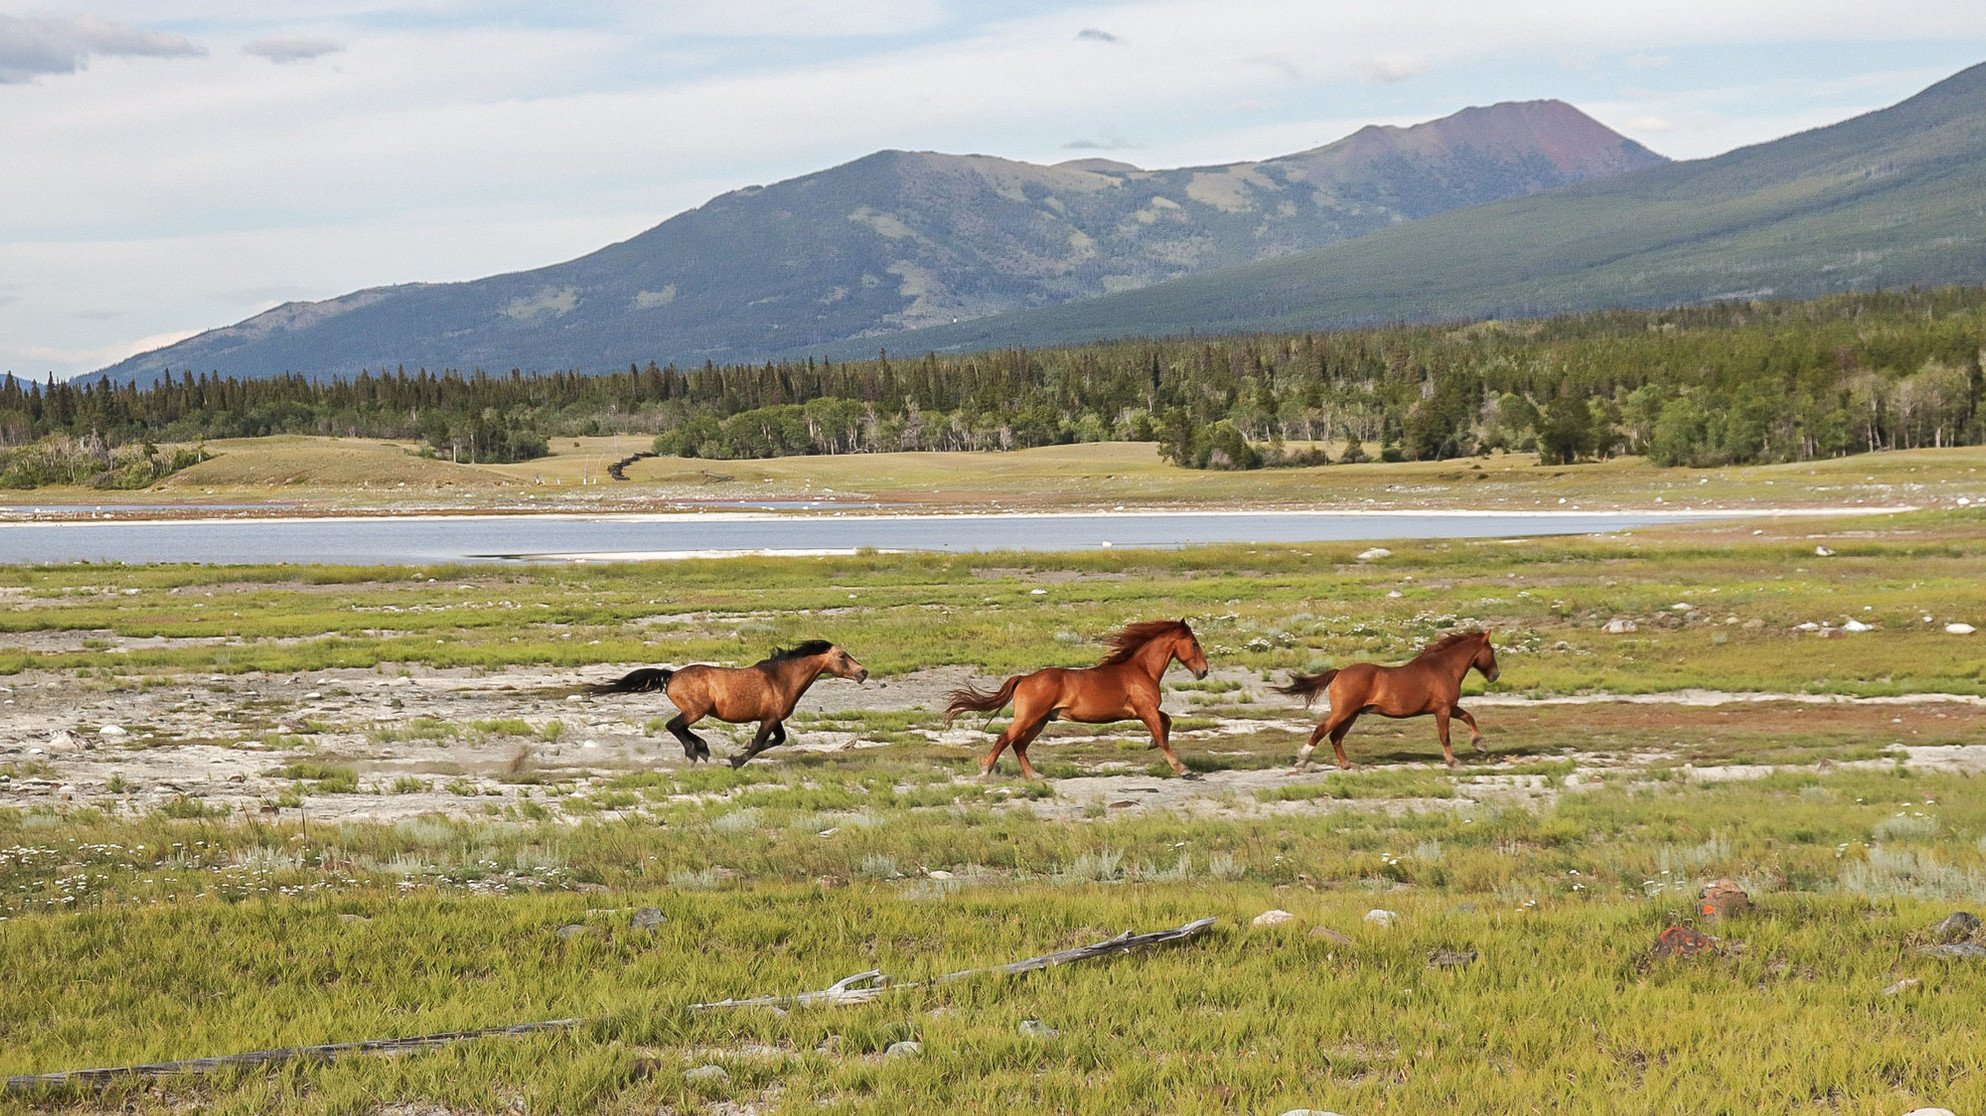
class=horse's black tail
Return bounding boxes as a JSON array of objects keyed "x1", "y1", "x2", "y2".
[
  {"x1": 1273, "y1": 668, "x2": 1338, "y2": 706},
  {"x1": 942, "y1": 676, "x2": 1022, "y2": 725},
  {"x1": 587, "y1": 667, "x2": 675, "y2": 696}
]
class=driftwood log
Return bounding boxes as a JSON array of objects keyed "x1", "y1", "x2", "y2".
[{"x1": 6, "y1": 917, "x2": 1216, "y2": 1093}]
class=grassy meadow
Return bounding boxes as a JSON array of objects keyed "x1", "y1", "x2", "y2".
[{"x1": 4, "y1": 507, "x2": 1986, "y2": 1112}]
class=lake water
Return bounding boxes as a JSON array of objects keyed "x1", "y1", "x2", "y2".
[{"x1": 0, "y1": 509, "x2": 1742, "y2": 566}]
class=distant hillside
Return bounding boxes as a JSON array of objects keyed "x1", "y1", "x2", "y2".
[
  {"x1": 871, "y1": 61, "x2": 1986, "y2": 354},
  {"x1": 96, "y1": 100, "x2": 1661, "y2": 381}
]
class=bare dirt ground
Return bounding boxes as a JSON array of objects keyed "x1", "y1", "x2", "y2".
[{"x1": 5, "y1": 660, "x2": 1983, "y2": 825}]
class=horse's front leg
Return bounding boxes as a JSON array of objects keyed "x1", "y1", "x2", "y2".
[
  {"x1": 729, "y1": 720, "x2": 783, "y2": 769},
  {"x1": 1137, "y1": 705, "x2": 1190, "y2": 778},
  {"x1": 1453, "y1": 705, "x2": 1486, "y2": 755},
  {"x1": 1433, "y1": 707, "x2": 1459, "y2": 768}
]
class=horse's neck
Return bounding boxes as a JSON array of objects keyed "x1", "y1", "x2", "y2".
[
  {"x1": 769, "y1": 656, "x2": 828, "y2": 697},
  {"x1": 1126, "y1": 639, "x2": 1175, "y2": 680},
  {"x1": 1428, "y1": 642, "x2": 1477, "y2": 682}
]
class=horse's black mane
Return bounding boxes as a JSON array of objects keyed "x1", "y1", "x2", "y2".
[
  {"x1": 765, "y1": 639, "x2": 835, "y2": 663},
  {"x1": 1413, "y1": 630, "x2": 1486, "y2": 660},
  {"x1": 1096, "y1": 619, "x2": 1192, "y2": 666}
]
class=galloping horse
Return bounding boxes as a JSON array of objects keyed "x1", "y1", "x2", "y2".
[
  {"x1": 1275, "y1": 630, "x2": 1499, "y2": 770},
  {"x1": 943, "y1": 619, "x2": 1210, "y2": 779},
  {"x1": 588, "y1": 640, "x2": 868, "y2": 768}
]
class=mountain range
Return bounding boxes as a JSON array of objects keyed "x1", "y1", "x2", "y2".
[
  {"x1": 97, "y1": 61, "x2": 1986, "y2": 382},
  {"x1": 97, "y1": 100, "x2": 1664, "y2": 381},
  {"x1": 866, "y1": 60, "x2": 1986, "y2": 357}
]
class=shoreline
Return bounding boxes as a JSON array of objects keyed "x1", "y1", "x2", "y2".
[{"x1": 0, "y1": 503, "x2": 1917, "y2": 530}]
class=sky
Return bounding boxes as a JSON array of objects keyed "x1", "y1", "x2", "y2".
[{"x1": 5, "y1": 2, "x2": 1986, "y2": 380}]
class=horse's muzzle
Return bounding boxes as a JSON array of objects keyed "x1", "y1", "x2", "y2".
[
  {"x1": 1192, "y1": 667, "x2": 1209, "y2": 680},
  {"x1": 855, "y1": 669, "x2": 871, "y2": 683}
]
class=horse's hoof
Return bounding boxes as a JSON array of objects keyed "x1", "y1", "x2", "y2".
[
  {"x1": 1176, "y1": 769, "x2": 1200, "y2": 781},
  {"x1": 727, "y1": 757, "x2": 745, "y2": 769}
]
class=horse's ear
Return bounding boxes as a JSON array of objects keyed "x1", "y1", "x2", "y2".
[{"x1": 1481, "y1": 629, "x2": 1493, "y2": 641}]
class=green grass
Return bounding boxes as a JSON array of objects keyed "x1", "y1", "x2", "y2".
[
  {"x1": 2, "y1": 508, "x2": 1983, "y2": 695},
  {"x1": 5, "y1": 765, "x2": 1986, "y2": 1112}
]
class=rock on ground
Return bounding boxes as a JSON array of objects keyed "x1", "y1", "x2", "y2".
[
  {"x1": 1932, "y1": 911, "x2": 1980, "y2": 942},
  {"x1": 1252, "y1": 908, "x2": 1295, "y2": 927}
]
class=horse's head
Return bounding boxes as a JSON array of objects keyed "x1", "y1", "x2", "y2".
[
  {"x1": 823, "y1": 645, "x2": 869, "y2": 683},
  {"x1": 1174, "y1": 625, "x2": 1210, "y2": 680},
  {"x1": 1473, "y1": 631, "x2": 1500, "y2": 684}
]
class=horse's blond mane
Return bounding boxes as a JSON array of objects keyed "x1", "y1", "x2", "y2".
[{"x1": 1096, "y1": 619, "x2": 1192, "y2": 666}]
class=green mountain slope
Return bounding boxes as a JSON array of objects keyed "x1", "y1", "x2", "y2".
[
  {"x1": 862, "y1": 62, "x2": 1986, "y2": 356},
  {"x1": 95, "y1": 101, "x2": 1660, "y2": 380}
]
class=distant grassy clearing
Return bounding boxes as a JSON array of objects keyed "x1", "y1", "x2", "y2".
[{"x1": 12, "y1": 437, "x2": 1986, "y2": 514}]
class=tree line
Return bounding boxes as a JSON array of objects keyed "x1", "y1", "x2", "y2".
[{"x1": 3, "y1": 285, "x2": 1982, "y2": 487}]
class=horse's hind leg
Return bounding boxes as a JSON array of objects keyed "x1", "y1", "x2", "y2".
[
  {"x1": 1295, "y1": 719, "x2": 1329, "y2": 770},
  {"x1": 1009, "y1": 716, "x2": 1053, "y2": 781},
  {"x1": 665, "y1": 714, "x2": 710, "y2": 763},
  {"x1": 981, "y1": 709, "x2": 1048, "y2": 779},
  {"x1": 1453, "y1": 705, "x2": 1486, "y2": 755},
  {"x1": 1326, "y1": 711, "x2": 1360, "y2": 770}
]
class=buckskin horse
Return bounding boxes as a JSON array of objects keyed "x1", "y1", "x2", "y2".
[
  {"x1": 943, "y1": 619, "x2": 1210, "y2": 779},
  {"x1": 589, "y1": 640, "x2": 868, "y2": 767},
  {"x1": 1275, "y1": 630, "x2": 1499, "y2": 770}
]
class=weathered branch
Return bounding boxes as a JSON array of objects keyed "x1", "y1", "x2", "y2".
[{"x1": 7, "y1": 917, "x2": 1216, "y2": 1094}]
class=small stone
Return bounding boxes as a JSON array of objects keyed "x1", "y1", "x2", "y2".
[
  {"x1": 1356, "y1": 547, "x2": 1391, "y2": 561},
  {"x1": 1918, "y1": 942, "x2": 1986, "y2": 960},
  {"x1": 1428, "y1": 948, "x2": 1477, "y2": 968},
  {"x1": 925, "y1": 869, "x2": 954, "y2": 880},
  {"x1": 1017, "y1": 1019, "x2": 1061, "y2": 1039},
  {"x1": 1310, "y1": 927, "x2": 1353, "y2": 945},
  {"x1": 1882, "y1": 978, "x2": 1922, "y2": 996},
  {"x1": 46, "y1": 729, "x2": 87, "y2": 751},
  {"x1": 682, "y1": 1064, "x2": 728, "y2": 1084},
  {"x1": 1932, "y1": 911, "x2": 1981, "y2": 943},
  {"x1": 556, "y1": 923, "x2": 592, "y2": 941},
  {"x1": 1902, "y1": 1109, "x2": 1957, "y2": 1116},
  {"x1": 1651, "y1": 925, "x2": 1717, "y2": 959},
  {"x1": 1602, "y1": 618, "x2": 1637, "y2": 634},
  {"x1": 1814, "y1": 545, "x2": 1835, "y2": 556},
  {"x1": 1279, "y1": 1110, "x2": 1349, "y2": 1116},
  {"x1": 1945, "y1": 623, "x2": 1976, "y2": 635},
  {"x1": 1107, "y1": 799, "x2": 1138, "y2": 809},
  {"x1": 884, "y1": 1040, "x2": 922, "y2": 1057},
  {"x1": 1699, "y1": 879, "x2": 1751, "y2": 919},
  {"x1": 816, "y1": 874, "x2": 849, "y2": 889},
  {"x1": 97, "y1": 724, "x2": 128, "y2": 737},
  {"x1": 1363, "y1": 909, "x2": 1397, "y2": 928},
  {"x1": 1029, "y1": 588, "x2": 1047, "y2": 596},
  {"x1": 1252, "y1": 908, "x2": 1296, "y2": 928},
  {"x1": 1841, "y1": 619, "x2": 1873, "y2": 633},
  {"x1": 631, "y1": 907, "x2": 667, "y2": 931}
]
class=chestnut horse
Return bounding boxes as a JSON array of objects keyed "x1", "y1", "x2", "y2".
[
  {"x1": 589, "y1": 640, "x2": 868, "y2": 767},
  {"x1": 1275, "y1": 630, "x2": 1499, "y2": 770},
  {"x1": 943, "y1": 619, "x2": 1209, "y2": 779}
]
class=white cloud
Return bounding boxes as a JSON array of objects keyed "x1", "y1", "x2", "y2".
[
  {"x1": 1358, "y1": 51, "x2": 1429, "y2": 84},
  {"x1": 0, "y1": 13, "x2": 204, "y2": 83},
  {"x1": 242, "y1": 35, "x2": 344, "y2": 64},
  {"x1": 7, "y1": 1, "x2": 1986, "y2": 375}
]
